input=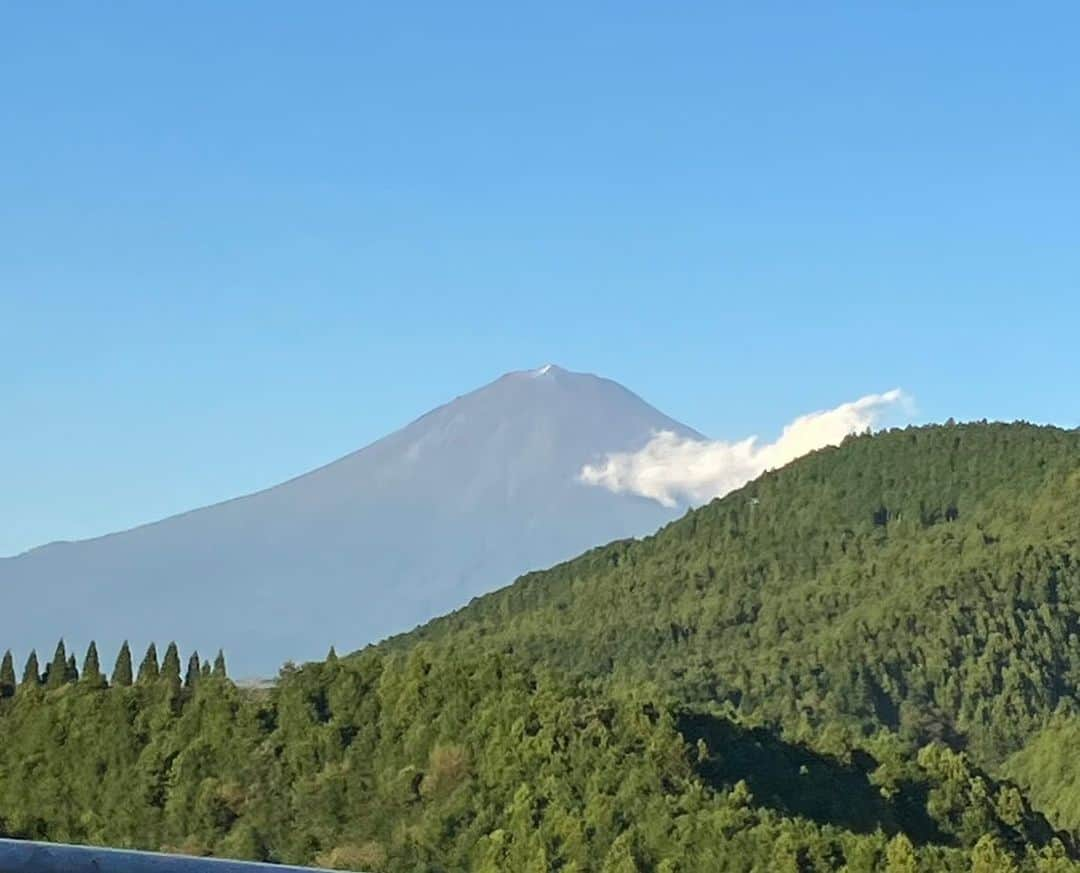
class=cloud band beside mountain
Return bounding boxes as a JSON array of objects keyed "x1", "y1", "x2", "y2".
[{"x1": 579, "y1": 389, "x2": 909, "y2": 508}]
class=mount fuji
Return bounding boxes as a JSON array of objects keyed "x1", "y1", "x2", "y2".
[{"x1": 1, "y1": 365, "x2": 701, "y2": 676}]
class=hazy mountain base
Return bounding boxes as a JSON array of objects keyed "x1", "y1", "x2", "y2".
[{"x1": 3, "y1": 422, "x2": 1080, "y2": 870}]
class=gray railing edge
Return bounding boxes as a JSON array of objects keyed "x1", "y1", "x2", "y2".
[{"x1": 0, "y1": 839, "x2": 363, "y2": 873}]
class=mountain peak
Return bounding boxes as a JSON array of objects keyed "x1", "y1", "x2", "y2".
[{"x1": 501, "y1": 362, "x2": 569, "y2": 380}]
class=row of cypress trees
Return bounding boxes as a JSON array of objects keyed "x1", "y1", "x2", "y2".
[{"x1": 0, "y1": 640, "x2": 227, "y2": 697}]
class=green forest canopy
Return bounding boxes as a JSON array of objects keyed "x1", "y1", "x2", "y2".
[{"x1": 2, "y1": 421, "x2": 1080, "y2": 872}]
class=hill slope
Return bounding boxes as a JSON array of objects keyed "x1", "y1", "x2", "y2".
[
  {"x1": 0, "y1": 365, "x2": 698, "y2": 675},
  {"x1": 391, "y1": 422, "x2": 1080, "y2": 764}
]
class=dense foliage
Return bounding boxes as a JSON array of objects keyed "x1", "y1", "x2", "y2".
[
  {"x1": 0, "y1": 639, "x2": 1074, "y2": 872},
  {"x1": 398, "y1": 423, "x2": 1080, "y2": 757},
  {"x1": 2, "y1": 422, "x2": 1080, "y2": 870},
  {"x1": 1005, "y1": 716, "x2": 1080, "y2": 835}
]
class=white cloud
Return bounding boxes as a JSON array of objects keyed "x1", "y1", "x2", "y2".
[{"x1": 580, "y1": 390, "x2": 909, "y2": 508}]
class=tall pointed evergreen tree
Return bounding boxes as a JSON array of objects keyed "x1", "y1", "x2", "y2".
[
  {"x1": 65, "y1": 653, "x2": 79, "y2": 683},
  {"x1": 82, "y1": 641, "x2": 105, "y2": 688},
  {"x1": 161, "y1": 642, "x2": 182, "y2": 699},
  {"x1": 326, "y1": 645, "x2": 339, "y2": 663},
  {"x1": 161, "y1": 642, "x2": 182, "y2": 683},
  {"x1": 184, "y1": 651, "x2": 201, "y2": 690},
  {"x1": 112, "y1": 641, "x2": 134, "y2": 687},
  {"x1": 45, "y1": 640, "x2": 68, "y2": 689},
  {"x1": 0, "y1": 650, "x2": 15, "y2": 698},
  {"x1": 21, "y1": 650, "x2": 40, "y2": 688},
  {"x1": 137, "y1": 643, "x2": 160, "y2": 684},
  {"x1": 212, "y1": 649, "x2": 227, "y2": 679},
  {"x1": 200, "y1": 660, "x2": 212, "y2": 681}
]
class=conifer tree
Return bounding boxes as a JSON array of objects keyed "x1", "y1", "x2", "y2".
[
  {"x1": 82, "y1": 641, "x2": 105, "y2": 688},
  {"x1": 326, "y1": 645, "x2": 338, "y2": 663},
  {"x1": 137, "y1": 643, "x2": 160, "y2": 684},
  {"x1": 112, "y1": 641, "x2": 133, "y2": 687},
  {"x1": 200, "y1": 661, "x2": 212, "y2": 680},
  {"x1": 212, "y1": 649, "x2": 227, "y2": 679},
  {"x1": 162, "y1": 642, "x2": 182, "y2": 684},
  {"x1": 184, "y1": 652, "x2": 201, "y2": 690},
  {"x1": 21, "y1": 650, "x2": 40, "y2": 688},
  {"x1": 161, "y1": 642, "x2": 182, "y2": 700},
  {"x1": 66, "y1": 653, "x2": 79, "y2": 683},
  {"x1": 45, "y1": 640, "x2": 68, "y2": 689},
  {"x1": 0, "y1": 650, "x2": 15, "y2": 698}
]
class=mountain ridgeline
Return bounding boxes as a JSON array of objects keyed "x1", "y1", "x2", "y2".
[{"x1": 2, "y1": 421, "x2": 1080, "y2": 871}]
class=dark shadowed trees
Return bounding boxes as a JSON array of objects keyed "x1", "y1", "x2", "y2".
[
  {"x1": 184, "y1": 652, "x2": 201, "y2": 690},
  {"x1": 0, "y1": 650, "x2": 14, "y2": 698}
]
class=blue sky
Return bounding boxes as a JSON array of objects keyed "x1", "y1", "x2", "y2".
[{"x1": 3, "y1": 3, "x2": 1078, "y2": 556}]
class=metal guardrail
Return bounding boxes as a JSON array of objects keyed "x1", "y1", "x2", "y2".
[{"x1": 0, "y1": 840, "x2": 361, "y2": 873}]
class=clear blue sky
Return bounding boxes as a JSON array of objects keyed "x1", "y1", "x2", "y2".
[{"x1": 3, "y1": 3, "x2": 1078, "y2": 556}]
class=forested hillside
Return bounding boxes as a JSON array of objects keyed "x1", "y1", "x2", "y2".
[
  {"x1": 397, "y1": 423, "x2": 1080, "y2": 762},
  {"x1": 0, "y1": 639, "x2": 1074, "y2": 871},
  {"x1": 2, "y1": 422, "x2": 1080, "y2": 871}
]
